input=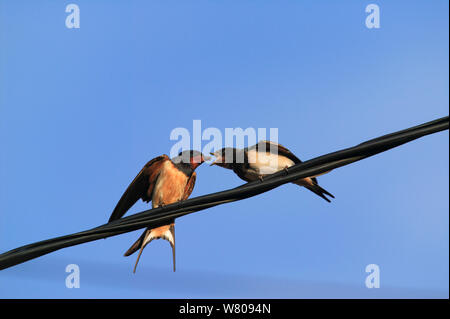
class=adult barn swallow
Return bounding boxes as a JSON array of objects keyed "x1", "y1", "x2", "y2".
[
  {"x1": 109, "y1": 150, "x2": 209, "y2": 273},
  {"x1": 211, "y1": 141, "x2": 334, "y2": 202}
]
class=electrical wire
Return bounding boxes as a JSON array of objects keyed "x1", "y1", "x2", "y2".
[{"x1": 0, "y1": 116, "x2": 448, "y2": 271}]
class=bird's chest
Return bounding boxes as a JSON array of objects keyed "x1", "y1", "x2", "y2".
[{"x1": 152, "y1": 162, "x2": 189, "y2": 208}]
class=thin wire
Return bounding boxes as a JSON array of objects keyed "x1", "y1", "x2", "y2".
[{"x1": 0, "y1": 116, "x2": 448, "y2": 270}]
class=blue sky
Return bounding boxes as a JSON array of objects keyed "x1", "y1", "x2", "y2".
[{"x1": 0, "y1": 1, "x2": 448, "y2": 298}]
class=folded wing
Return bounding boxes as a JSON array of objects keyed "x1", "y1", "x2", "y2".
[{"x1": 108, "y1": 155, "x2": 170, "y2": 222}]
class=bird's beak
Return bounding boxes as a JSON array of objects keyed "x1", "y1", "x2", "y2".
[
  {"x1": 192, "y1": 154, "x2": 210, "y2": 165},
  {"x1": 202, "y1": 155, "x2": 211, "y2": 162},
  {"x1": 209, "y1": 152, "x2": 219, "y2": 166}
]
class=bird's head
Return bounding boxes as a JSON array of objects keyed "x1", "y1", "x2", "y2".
[
  {"x1": 173, "y1": 150, "x2": 210, "y2": 170},
  {"x1": 210, "y1": 148, "x2": 241, "y2": 169}
]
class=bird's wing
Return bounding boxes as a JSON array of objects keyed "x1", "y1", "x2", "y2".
[
  {"x1": 108, "y1": 155, "x2": 170, "y2": 222},
  {"x1": 252, "y1": 140, "x2": 324, "y2": 183},
  {"x1": 182, "y1": 171, "x2": 197, "y2": 200},
  {"x1": 251, "y1": 140, "x2": 302, "y2": 164}
]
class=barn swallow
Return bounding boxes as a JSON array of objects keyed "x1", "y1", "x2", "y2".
[
  {"x1": 109, "y1": 150, "x2": 209, "y2": 273},
  {"x1": 210, "y1": 140, "x2": 334, "y2": 202}
]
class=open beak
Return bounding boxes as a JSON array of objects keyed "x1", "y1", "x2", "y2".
[
  {"x1": 192, "y1": 154, "x2": 210, "y2": 165},
  {"x1": 202, "y1": 155, "x2": 211, "y2": 162},
  {"x1": 209, "y1": 152, "x2": 218, "y2": 166}
]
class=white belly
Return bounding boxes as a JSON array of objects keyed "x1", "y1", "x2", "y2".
[{"x1": 246, "y1": 150, "x2": 295, "y2": 177}]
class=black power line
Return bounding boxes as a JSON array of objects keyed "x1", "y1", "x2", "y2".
[{"x1": 0, "y1": 116, "x2": 448, "y2": 271}]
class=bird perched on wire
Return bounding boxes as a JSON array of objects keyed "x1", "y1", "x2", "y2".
[
  {"x1": 108, "y1": 150, "x2": 209, "y2": 273},
  {"x1": 210, "y1": 140, "x2": 334, "y2": 202}
]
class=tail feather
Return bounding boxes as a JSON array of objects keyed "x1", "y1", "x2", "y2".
[
  {"x1": 294, "y1": 178, "x2": 334, "y2": 202},
  {"x1": 133, "y1": 235, "x2": 153, "y2": 273},
  {"x1": 124, "y1": 230, "x2": 146, "y2": 257},
  {"x1": 124, "y1": 224, "x2": 176, "y2": 273}
]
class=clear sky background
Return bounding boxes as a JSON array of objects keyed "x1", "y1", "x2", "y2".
[{"x1": 0, "y1": 1, "x2": 448, "y2": 298}]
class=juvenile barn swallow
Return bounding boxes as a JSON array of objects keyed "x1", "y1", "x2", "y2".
[
  {"x1": 109, "y1": 150, "x2": 209, "y2": 273},
  {"x1": 210, "y1": 140, "x2": 334, "y2": 202}
]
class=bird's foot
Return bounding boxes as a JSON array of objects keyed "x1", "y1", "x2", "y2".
[{"x1": 258, "y1": 175, "x2": 264, "y2": 182}]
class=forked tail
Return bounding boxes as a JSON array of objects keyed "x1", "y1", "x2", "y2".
[
  {"x1": 294, "y1": 178, "x2": 334, "y2": 202},
  {"x1": 124, "y1": 223, "x2": 176, "y2": 273}
]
